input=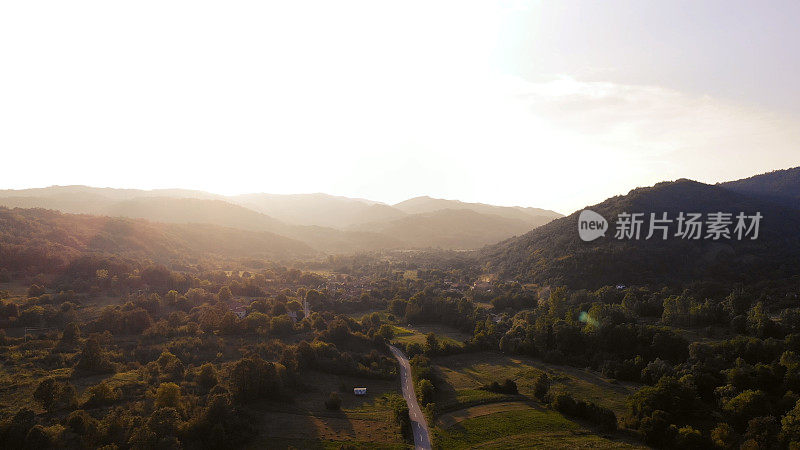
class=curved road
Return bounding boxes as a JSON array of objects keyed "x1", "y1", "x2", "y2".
[{"x1": 388, "y1": 345, "x2": 432, "y2": 450}]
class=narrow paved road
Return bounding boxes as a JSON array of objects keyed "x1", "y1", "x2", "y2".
[{"x1": 388, "y1": 344, "x2": 432, "y2": 450}]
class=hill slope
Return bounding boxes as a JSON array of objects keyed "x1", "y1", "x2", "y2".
[
  {"x1": 0, "y1": 207, "x2": 316, "y2": 273},
  {"x1": 0, "y1": 186, "x2": 560, "y2": 252},
  {"x1": 720, "y1": 166, "x2": 800, "y2": 210},
  {"x1": 232, "y1": 193, "x2": 407, "y2": 228},
  {"x1": 394, "y1": 196, "x2": 562, "y2": 227},
  {"x1": 482, "y1": 179, "x2": 800, "y2": 288},
  {"x1": 101, "y1": 197, "x2": 285, "y2": 231},
  {"x1": 353, "y1": 209, "x2": 535, "y2": 249}
]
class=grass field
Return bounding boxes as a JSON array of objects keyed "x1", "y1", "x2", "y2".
[
  {"x1": 433, "y1": 406, "x2": 577, "y2": 448},
  {"x1": 432, "y1": 352, "x2": 638, "y2": 417},
  {"x1": 433, "y1": 404, "x2": 644, "y2": 449},
  {"x1": 433, "y1": 402, "x2": 642, "y2": 449},
  {"x1": 391, "y1": 324, "x2": 470, "y2": 349},
  {"x1": 467, "y1": 431, "x2": 644, "y2": 449},
  {"x1": 254, "y1": 370, "x2": 405, "y2": 445}
]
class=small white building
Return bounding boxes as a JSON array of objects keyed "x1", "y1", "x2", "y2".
[{"x1": 353, "y1": 387, "x2": 367, "y2": 396}]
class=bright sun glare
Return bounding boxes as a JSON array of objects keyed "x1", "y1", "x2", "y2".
[{"x1": 1, "y1": 1, "x2": 799, "y2": 214}]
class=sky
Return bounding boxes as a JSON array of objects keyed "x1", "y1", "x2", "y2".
[{"x1": 1, "y1": 1, "x2": 799, "y2": 215}]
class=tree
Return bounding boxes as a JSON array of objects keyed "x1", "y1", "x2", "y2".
[
  {"x1": 270, "y1": 315, "x2": 294, "y2": 336},
  {"x1": 641, "y1": 358, "x2": 673, "y2": 385},
  {"x1": 82, "y1": 381, "x2": 119, "y2": 408},
  {"x1": 155, "y1": 382, "x2": 182, "y2": 408},
  {"x1": 417, "y1": 379, "x2": 434, "y2": 405},
  {"x1": 723, "y1": 389, "x2": 770, "y2": 428},
  {"x1": 62, "y1": 322, "x2": 80, "y2": 343},
  {"x1": 710, "y1": 423, "x2": 737, "y2": 449},
  {"x1": 533, "y1": 372, "x2": 550, "y2": 401},
  {"x1": 230, "y1": 356, "x2": 285, "y2": 402},
  {"x1": 782, "y1": 399, "x2": 800, "y2": 444},
  {"x1": 725, "y1": 290, "x2": 752, "y2": 317},
  {"x1": 674, "y1": 426, "x2": 707, "y2": 449},
  {"x1": 743, "y1": 416, "x2": 779, "y2": 449},
  {"x1": 66, "y1": 410, "x2": 100, "y2": 446},
  {"x1": 27, "y1": 284, "x2": 45, "y2": 297},
  {"x1": 33, "y1": 378, "x2": 74, "y2": 412},
  {"x1": 76, "y1": 335, "x2": 113, "y2": 373},
  {"x1": 628, "y1": 376, "x2": 696, "y2": 420},
  {"x1": 33, "y1": 378, "x2": 58, "y2": 411},
  {"x1": 378, "y1": 324, "x2": 394, "y2": 341},
  {"x1": 217, "y1": 286, "x2": 232, "y2": 303},
  {"x1": 502, "y1": 379, "x2": 518, "y2": 395},
  {"x1": 271, "y1": 302, "x2": 287, "y2": 316},
  {"x1": 198, "y1": 363, "x2": 218, "y2": 389},
  {"x1": 25, "y1": 425, "x2": 51, "y2": 449},
  {"x1": 389, "y1": 299, "x2": 406, "y2": 317},
  {"x1": 156, "y1": 350, "x2": 186, "y2": 381},
  {"x1": 324, "y1": 392, "x2": 342, "y2": 411},
  {"x1": 425, "y1": 333, "x2": 439, "y2": 354},
  {"x1": 147, "y1": 407, "x2": 182, "y2": 438}
]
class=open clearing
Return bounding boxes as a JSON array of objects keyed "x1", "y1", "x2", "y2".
[
  {"x1": 432, "y1": 352, "x2": 638, "y2": 416},
  {"x1": 433, "y1": 404, "x2": 644, "y2": 449},
  {"x1": 436, "y1": 401, "x2": 535, "y2": 428},
  {"x1": 392, "y1": 323, "x2": 469, "y2": 348},
  {"x1": 254, "y1": 370, "x2": 405, "y2": 445}
]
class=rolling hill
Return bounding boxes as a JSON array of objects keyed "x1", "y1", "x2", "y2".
[
  {"x1": 720, "y1": 166, "x2": 800, "y2": 210},
  {"x1": 0, "y1": 186, "x2": 561, "y2": 252},
  {"x1": 0, "y1": 194, "x2": 405, "y2": 253},
  {"x1": 0, "y1": 207, "x2": 316, "y2": 273},
  {"x1": 482, "y1": 179, "x2": 800, "y2": 288},
  {"x1": 232, "y1": 193, "x2": 407, "y2": 228},
  {"x1": 393, "y1": 196, "x2": 562, "y2": 227},
  {"x1": 88, "y1": 197, "x2": 403, "y2": 254},
  {"x1": 352, "y1": 209, "x2": 535, "y2": 249}
]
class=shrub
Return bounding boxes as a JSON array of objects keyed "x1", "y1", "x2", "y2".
[
  {"x1": 551, "y1": 392, "x2": 616, "y2": 431},
  {"x1": 82, "y1": 381, "x2": 120, "y2": 408},
  {"x1": 198, "y1": 363, "x2": 218, "y2": 389},
  {"x1": 534, "y1": 372, "x2": 550, "y2": 401},
  {"x1": 33, "y1": 378, "x2": 75, "y2": 412},
  {"x1": 324, "y1": 392, "x2": 342, "y2": 410},
  {"x1": 479, "y1": 378, "x2": 518, "y2": 395}
]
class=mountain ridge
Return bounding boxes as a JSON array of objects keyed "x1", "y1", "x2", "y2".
[
  {"x1": 0, "y1": 186, "x2": 559, "y2": 252},
  {"x1": 482, "y1": 178, "x2": 800, "y2": 288}
]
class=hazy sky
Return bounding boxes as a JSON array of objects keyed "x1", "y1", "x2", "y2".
[{"x1": 1, "y1": 1, "x2": 799, "y2": 214}]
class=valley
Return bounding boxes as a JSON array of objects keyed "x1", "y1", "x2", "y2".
[{"x1": 0, "y1": 167, "x2": 799, "y2": 449}]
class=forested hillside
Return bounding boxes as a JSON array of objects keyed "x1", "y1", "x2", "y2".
[
  {"x1": 0, "y1": 207, "x2": 315, "y2": 275},
  {"x1": 482, "y1": 179, "x2": 800, "y2": 288},
  {"x1": 721, "y1": 166, "x2": 800, "y2": 210},
  {"x1": 0, "y1": 187, "x2": 560, "y2": 252},
  {"x1": 352, "y1": 209, "x2": 535, "y2": 249},
  {"x1": 393, "y1": 195, "x2": 562, "y2": 226}
]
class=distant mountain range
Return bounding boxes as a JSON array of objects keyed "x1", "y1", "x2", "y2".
[
  {"x1": 0, "y1": 187, "x2": 562, "y2": 254},
  {"x1": 482, "y1": 167, "x2": 800, "y2": 288},
  {"x1": 4, "y1": 167, "x2": 797, "y2": 269}
]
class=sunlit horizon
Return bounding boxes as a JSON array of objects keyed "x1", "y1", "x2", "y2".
[{"x1": 2, "y1": 1, "x2": 799, "y2": 214}]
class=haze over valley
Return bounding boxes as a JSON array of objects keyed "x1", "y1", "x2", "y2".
[
  {"x1": 3, "y1": 1, "x2": 800, "y2": 449},
  {"x1": 0, "y1": 187, "x2": 562, "y2": 254}
]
